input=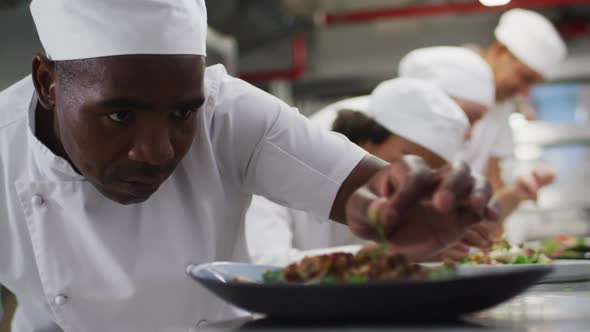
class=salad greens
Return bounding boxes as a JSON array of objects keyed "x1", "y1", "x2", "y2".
[
  {"x1": 539, "y1": 235, "x2": 590, "y2": 259},
  {"x1": 463, "y1": 240, "x2": 551, "y2": 265}
]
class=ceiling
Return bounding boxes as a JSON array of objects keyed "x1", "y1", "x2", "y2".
[
  {"x1": 2, "y1": 0, "x2": 589, "y2": 89},
  {"x1": 205, "y1": 0, "x2": 590, "y2": 54}
]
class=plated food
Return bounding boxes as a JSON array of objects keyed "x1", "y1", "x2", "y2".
[
  {"x1": 537, "y1": 235, "x2": 590, "y2": 259},
  {"x1": 261, "y1": 243, "x2": 455, "y2": 284}
]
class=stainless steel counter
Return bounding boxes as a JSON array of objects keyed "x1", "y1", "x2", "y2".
[{"x1": 201, "y1": 281, "x2": 590, "y2": 331}]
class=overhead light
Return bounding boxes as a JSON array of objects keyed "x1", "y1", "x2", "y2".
[{"x1": 479, "y1": 0, "x2": 511, "y2": 6}]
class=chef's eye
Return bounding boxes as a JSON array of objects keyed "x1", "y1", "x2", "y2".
[
  {"x1": 172, "y1": 108, "x2": 196, "y2": 120},
  {"x1": 108, "y1": 111, "x2": 132, "y2": 123}
]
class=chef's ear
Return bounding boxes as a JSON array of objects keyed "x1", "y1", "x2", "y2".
[
  {"x1": 32, "y1": 53, "x2": 57, "y2": 111},
  {"x1": 490, "y1": 41, "x2": 512, "y2": 59}
]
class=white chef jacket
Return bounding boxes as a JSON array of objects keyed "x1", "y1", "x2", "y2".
[
  {"x1": 0, "y1": 65, "x2": 366, "y2": 331},
  {"x1": 246, "y1": 98, "x2": 371, "y2": 266},
  {"x1": 456, "y1": 101, "x2": 515, "y2": 175}
]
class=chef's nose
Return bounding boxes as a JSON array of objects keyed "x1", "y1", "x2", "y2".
[{"x1": 128, "y1": 129, "x2": 174, "y2": 165}]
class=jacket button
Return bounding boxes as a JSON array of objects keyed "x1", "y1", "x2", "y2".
[
  {"x1": 31, "y1": 195, "x2": 45, "y2": 207},
  {"x1": 54, "y1": 295, "x2": 68, "y2": 305}
]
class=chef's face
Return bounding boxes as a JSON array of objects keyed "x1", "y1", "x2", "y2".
[
  {"x1": 491, "y1": 45, "x2": 544, "y2": 102},
  {"x1": 33, "y1": 55, "x2": 206, "y2": 204},
  {"x1": 361, "y1": 136, "x2": 447, "y2": 169}
]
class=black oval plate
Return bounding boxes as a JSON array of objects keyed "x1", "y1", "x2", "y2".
[{"x1": 190, "y1": 262, "x2": 552, "y2": 320}]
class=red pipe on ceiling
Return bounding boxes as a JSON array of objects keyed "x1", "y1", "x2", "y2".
[
  {"x1": 323, "y1": 0, "x2": 590, "y2": 25},
  {"x1": 238, "y1": 1, "x2": 588, "y2": 82},
  {"x1": 559, "y1": 22, "x2": 590, "y2": 38},
  {"x1": 239, "y1": 35, "x2": 307, "y2": 82}
]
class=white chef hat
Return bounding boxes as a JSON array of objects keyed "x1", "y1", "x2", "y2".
[
  {"x1": 30, "y1": 0, "x2": 207, "y2": 61},
  {"x1": 399, "y1": 46, "x2": 495, "y2": 108},
  {"x1": 495, "y1": 8, "x2": 567, "y2": 77},
  {"x1": 367, "y1": 78, "x2": 469, "y2": 163}
]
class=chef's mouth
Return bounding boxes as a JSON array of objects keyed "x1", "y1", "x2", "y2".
[{"x1": 118, "y1": 177, "x2": 167, "y2": 198}]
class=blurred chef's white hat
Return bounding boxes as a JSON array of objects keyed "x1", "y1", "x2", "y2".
[
  {"x1": 399, "y1": 46, "x2": 495, "y2": 108},
  {"x1": 30, "y1": 0, "x2": 207, "y2": 61},
  {"x1": 368, "y1": 78, "x2": 469, "y2": 163},
  {"x1": 495, "y1": 8, "x2": 566, "y2": 77}
]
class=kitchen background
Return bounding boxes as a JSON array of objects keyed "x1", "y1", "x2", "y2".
[{"x1": 1, "y1": 0, "x2": 590, "y2": 243}]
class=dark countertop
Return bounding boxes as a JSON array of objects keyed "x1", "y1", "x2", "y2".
[{"x1": 201, "y1": 281, "x2": 590, "y2": 331}]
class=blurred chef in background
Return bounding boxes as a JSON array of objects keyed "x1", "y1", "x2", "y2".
[
  {"x1": 311, "y1": 46, "x2": 496, "y2": 136},
  {"x1": 398, "y1": 46, "x2": 495, "y2": 137},
  {"x1": 246, "y1": 78, "x2": 470, "y2": 266},
  {"x1": 458, "y1": 8, "x2": 567, "y2": 223}
]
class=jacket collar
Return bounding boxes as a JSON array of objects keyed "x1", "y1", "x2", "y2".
[{"x1": 26, "y1": 81, "x2": 85, "y2": 181}]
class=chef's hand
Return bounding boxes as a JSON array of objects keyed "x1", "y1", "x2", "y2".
[
  {"x1": 493, "y1": 164, "x2": 555, "y2": 222},
  {"x1": 345, "y1": 155, "x2": 499, "y2": 260},
  {"x1": 432, "y1": 222, "x2": 497, "y2": 262},
  {"x1": 510, "y1": 165, "x2": 555, "y2": 203},
  {"x1": 431, "y1": 243, "x2": 470, "y2": 262}
]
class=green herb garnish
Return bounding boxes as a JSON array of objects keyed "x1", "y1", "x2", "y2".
[
  {"x1": 491, "y1": 241, "x2": 511, "y2": 251},
  {"x1": 375, "y1": 222, "x2": 386, "y2": 241},
  {"x1": 262, "y1": 269, "x2": 285, "y2": 283},
  {"x1": 542, "y1": 240, "x2": 559, "y2": 254},
  {"x1": 512, "y1": 255, "x2": 528, "y2": 264},
  {"x1": 428, "y1": 268, "x2": 456, "y2": 280},
  {"x1": 462, "y1": 255, "x2": 472, "y2": 264},
  {"x1": 320, "y1": 275, "x2": 339, "y2": 284},
  {"x1": 368, "y1": 201, "x2": 387, "y2": 242},
  {"x1": 348, "y1": 275, "x2": 369, "y2": 283}
]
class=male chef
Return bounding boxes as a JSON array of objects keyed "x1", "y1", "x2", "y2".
[{"x1": 458, "y1": 9, "x2": 567, "y2": 221}]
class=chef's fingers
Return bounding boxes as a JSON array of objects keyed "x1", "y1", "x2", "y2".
[{"x1": 432, "y1": 162, "x2": 475, "y2": 214}]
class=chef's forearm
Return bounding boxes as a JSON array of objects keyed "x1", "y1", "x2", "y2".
[
  {"x1": 486, "y1": 156, "x2": 523, "y2": 222},
  {"x1": 329, "y1": 154, "x2": 389, "y2": 224},
  {"x1": 486, "y1": 156, "x2": 506, "y2": 193},
  {"x1": 493, "y1": 186, "x2": 522, "y2": 222}
]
